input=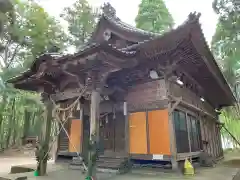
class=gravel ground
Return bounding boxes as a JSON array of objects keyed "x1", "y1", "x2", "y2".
[{"x1": 0, "y1": 150, "x2": 239, "y2": 180}]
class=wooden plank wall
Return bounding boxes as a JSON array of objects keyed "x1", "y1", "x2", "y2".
[
  {"x1": 200, "y1": 117, "x2": 223, "y2": 158},
  {"x1": 126, "y1": 80, "x2": 167, "y2": 112}
]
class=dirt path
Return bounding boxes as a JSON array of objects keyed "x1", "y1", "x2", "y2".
[
  {"x1": 0, "y1": 146, "x2": 37, "y2": 175},
  {"x1": 0, "y1": 150, "x2": 239, "y2": 180},
  {"x1": 0, "y1": 156, "x2": 36, "y2": 174}
]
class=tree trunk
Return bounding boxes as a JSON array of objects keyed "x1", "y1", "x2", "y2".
[
  {"x1": 12, "y1": 102, "x2": 17, "y2": 146},
  {"x1": 0, "y1": 96, "x2": 7, "y2": 150},
  {"x1": 6, "y1": 98, "x2": 15, "y2": 148},
  {"x1": 0, "y1": 112, "x2": 4, "y2": 150},
  {"x1": 38, "y1": 98, "x2": 53, "y2": 176},
  {"x1": 0, "y1": 117, "x2": 3, "y2": 150},
  {"x1": 22, "y1": 110, "x2": 31, "y2": 145}
]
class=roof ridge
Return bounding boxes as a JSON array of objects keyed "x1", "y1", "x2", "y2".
[{"x1": 101, "y1": 2, "x2": 160, "y2": 37}]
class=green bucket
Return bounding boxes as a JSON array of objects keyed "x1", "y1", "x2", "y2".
[
  {"x1": 34, "y1": 170, "x2": 39, "y2": 176},
  {"x1": 85, "y1": 176, "x2": 93, "y2": 180}
]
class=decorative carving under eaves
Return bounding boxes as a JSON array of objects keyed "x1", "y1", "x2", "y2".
[
  {"x1": 41, "y1": 92, "x2": 50, "y2": 102},
  {"x1": 156, "y1": 80, "x2": 167, "y2": 99},
  {"x1": 103, "y1": 29, "x2": 111, "y2": 41}
]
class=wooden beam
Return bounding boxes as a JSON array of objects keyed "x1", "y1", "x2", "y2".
[
  {"x1": 50, "y1": 88, "x2": 90, "y2": 101},
  {"x1": 100, "y1": 52, "x2": 124, "y2": 68},
  {"x1": 60, "y1": 70, "x2": 85, "y2": 90},
  {"x1": 165, "y1": 78, "x2": 178, "y2": 171},
  {"x1": 169, "y1": 95, "x2": 216, "y2": 120},
  {"x1": 100, "y1": 85, "x2": 127, "y2": 96},
  {"x1": 178, "y1": 68, "x2": 205, "y2": 96},
  {"x1": 169, "y1": 96, "x2": 182, "y2": 115},
  {"x1": 79, "y1": 98, "x2": 84, "y2": 154},
  {"x1": 165, "y1": 58, "x2": 183, "y2": 77},
  {"x1": 87, "y1": 89, "x2": 100, "y2": 179},
  {"x1": 50, "y1": 74, "x2": 126, "y2": 101}
]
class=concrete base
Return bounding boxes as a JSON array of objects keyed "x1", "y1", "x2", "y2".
[
  {"x1": 10, "y1": 166, "x2": 34, "y2": 174},
  {"x1": 171, "y1": 159, "x2": 179, "y2": 171}
]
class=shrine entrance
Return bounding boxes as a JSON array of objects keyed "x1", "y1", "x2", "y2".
[{"x1": 99, "y1": 112, "x2": 125, "y2": 155}]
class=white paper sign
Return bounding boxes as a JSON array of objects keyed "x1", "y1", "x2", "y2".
[
  {"x1": 152, "y1": 154, "x2": 164, "y2": 160},
  {"x1": 123, "y1": 102, "x2": 127, "y2": 116}
]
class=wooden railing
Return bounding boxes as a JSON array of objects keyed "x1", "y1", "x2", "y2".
[{"x1": 169, "y1": 82, "x2": 216, "y2": 117}]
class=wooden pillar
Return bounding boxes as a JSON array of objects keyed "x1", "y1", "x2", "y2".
[
  {"x1": 208, "y1": 120, "x2": 213, "y2": 157},
  {"x1": 124, "y1": 102, "x2": 129, "y2": 154},
  {"x1": 87, "y1": 90, "x2": 100, "y2": 179},
  {"x1": 216, "y1": 125, "x2": 219, "y2": 157},
  {"x1": 37, "y1": 94, "x2": 53, "y2": 176},
  {"x1": 212, "y1": 121, "x2": 217, "y2": 158},
  {"x1": 52, "y1": 121, "x2": 59, "y2": 163},
  {"x1": 200, "y1": 115, "x2": 206, "y2": 151},
  {"x1": 217, "y1": 113, "x2": 224, "y2": 157},
  {"x1": 186, "y1": 112, "x2": 192, "y2": 160},
  {"x1": 79, "y1": 97, "x2": 84, "y2": 154},
  {"x1": 165, "y1": 78, "x2": 178, "y2": 170}
]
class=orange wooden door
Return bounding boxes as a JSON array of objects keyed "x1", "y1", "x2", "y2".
[
  {"x1": 148, "y1": 110, "x2": 171, "y2": 155},
  {"x1": 69, "y1": 119, "x2": 82, "y2": 152},
  {"x1": 129, "y1": 112, "x2": 148, "y2": 154}
]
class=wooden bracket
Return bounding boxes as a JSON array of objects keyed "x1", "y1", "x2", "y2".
[
  {"x1": 169, "y1": 96, "x2": 182, "y2": 115},
  {"x1": 169, "y1": 95, "x2": 216, "y2": 119},
  {"x1": 165, "y1": 58, "x2": 182, "y2": 78},
  {"x1": 62, "y1": 70, "x2": 85, "y2": 89}
]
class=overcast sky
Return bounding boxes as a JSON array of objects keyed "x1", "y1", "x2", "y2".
[{"x1": 39, "y1": 0, "x2": 218, "y2": 44}]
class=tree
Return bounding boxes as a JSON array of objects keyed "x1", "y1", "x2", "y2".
[
  {"x1": 212, "y1": 0, "x2": 240, "y2": 146},
  {"x1": 0, "y1": 0, "x2": 67, "y2": 70},
  {"x1": 212, "y1": 0, "x2": 240, "y2": 101},
  {"x1": 0, "y1": 0, "x2": 13, "y2": 13},
  {"x1": 0, "y1": 0, "x2": 66, "y2": 151},
  {"x1": 60, "y1": 0, "x2": 99, "y2": 48},
  {"x1": 0, "y1": 0, "x2": 14, "y2": 48},
  {"x1": 135, "y1": 0, "x2": 174, "y2": 34}
]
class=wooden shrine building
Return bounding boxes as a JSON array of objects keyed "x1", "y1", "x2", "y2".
[{"x1": 7, "y1": 3, "x2": 235, "y2": 172}]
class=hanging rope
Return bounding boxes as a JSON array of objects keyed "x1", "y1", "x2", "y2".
[{"x1": 36, "y1": 82, "x2": 89, "y2": 173}]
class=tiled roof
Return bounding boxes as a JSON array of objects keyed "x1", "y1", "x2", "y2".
[{"x1": 102, "y1": 13, "x2": 160, "y2": 38}]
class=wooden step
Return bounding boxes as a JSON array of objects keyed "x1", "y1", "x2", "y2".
[
  {"x1": 59, "y1": 139, "x2": 68, "y2": 151},
  {"x1": 69, "y1": 156, "x2": 131, "y2": 174},
  {"x1": 98, "y1": 156, "x2": 131, "y2": 174}
]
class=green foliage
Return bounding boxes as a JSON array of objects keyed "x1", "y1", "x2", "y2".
[
  {"x1": 0, "y1": 0, "x2": 13, "y2": 14},
  {"x1": 0, "y1": 0, "x2": 67, "y2": 68},
  {"x1": 0, "y1": 0, "x2": 14, "y2": 48},
  {"x1": 14, "y1": 1, "x2": 67, "y2": 57},
  {"x1": 135, "y1": 0, "x2": 174, "y2": 34},
  {"x1": 212, "y1": 0, "x2": 240, "y2": 145},
  {"x1": 0, "y1": 0, "x2": 66, "y2": 151},
  {"x1": 60, "y1": 0, "x2": 99, "y2": 48},
  {"x1": 212, "y1": 0, "x2": 240, "y2": 100}
]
